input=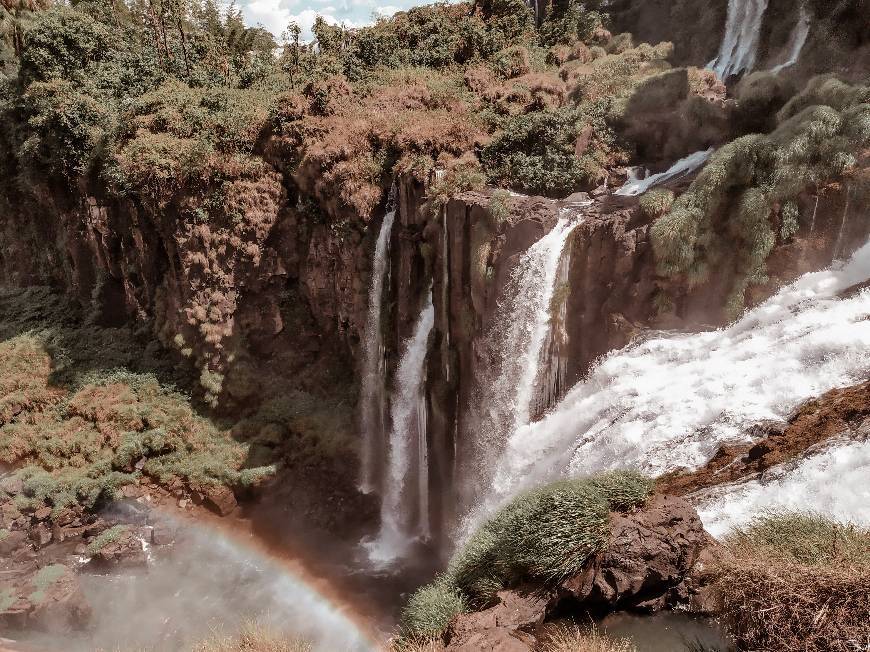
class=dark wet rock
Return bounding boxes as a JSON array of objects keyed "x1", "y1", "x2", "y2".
[{"x1": 559, "y1": 494, "x2": 706, "y2": 611}]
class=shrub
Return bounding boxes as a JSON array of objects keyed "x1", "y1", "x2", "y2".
[
  {"x1": 711, "y1": 511, "x2": 870, "y2": 652},
  {"x1": 27, "y1": 564, "x2": 67, "y2": 604},
  {"x1": 482, "y1": 107, "x2": 593, "y2": 196},
  {"x1": 638, "y1": 189, "x2": 674, "y2": 219},
  {"x1": 488, "y1": 189, "x2": 512, "y2": 221},
  {"x1": 399, "y1": 580, "x2": 468, "y2": 641}
]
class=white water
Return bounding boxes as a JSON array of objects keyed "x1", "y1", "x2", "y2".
[
  {"x1": 708, "y1": 0, "x2": 769, "y2": 79},
  {"x1": 698, "y1": 437, "x2": 870, "y2": 537},
  {"x1": 461, "y1": 211, "x2": 584, "y2": 508},
  {"x1": 466, "y1": 239, "x2": 870, "y2": 531},
  {"x1": 614, "y1": 149, "x2": 714, "y2": 197},
  {"x1": 366, "y1": 291, "x2": 434, "y2": 564},
  {"x1": 358, "y1": 196, "x2": 396, "y2": 494},
  {"x1": 771, "y1": 6, "x2": 811, "y2": 73}
]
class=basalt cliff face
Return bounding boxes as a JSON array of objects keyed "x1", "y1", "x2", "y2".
[{"x1": 1, "y1": 161, "x2": 867, "y2": 546}]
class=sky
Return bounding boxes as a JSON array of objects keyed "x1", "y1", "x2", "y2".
[{"x1": 236, "y1": 0, "x2": 428, "y2": 41}]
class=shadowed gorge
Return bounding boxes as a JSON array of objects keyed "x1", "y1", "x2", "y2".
[{"x1": 0, "y1": 0, "x2": 868, "y2": 649}]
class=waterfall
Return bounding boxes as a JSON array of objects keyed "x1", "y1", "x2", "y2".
[
  {"x1": 462, "y1": 210, "x2": 585, "y2": 507},
  {"x1": 698, "y1": 438, "x2": 870, "y2": 537},
  {"x1": 810, "y1": 194, "x2": 819, "y2": 232},
  {"x1": 834, "y1": 185, "x2": 850, "y2": 259},
  {"x1": 708, "y1": 0, "x2": 769, "y2": 79},
  {"x1": 416, "y1": 388, "x2": 430, "y2": 540},
  {"x1": 531, "y1": 244, "x2": 573, "y2": 418},
  {"x1": 366, "y1": 290, "x2": 434, "y2": 564},
  {"x1": 358, "y1": 193, "x2": 396, "y2": 494},
  {"x1": 464, "y1": 238, "x2": 870, "y2": 533},
  {"x1": 615, "y1": 149, "x2": 713, "y2": 197},
  {"x1": 771, "y1": 6, "x2": 811, "y2": 73}
]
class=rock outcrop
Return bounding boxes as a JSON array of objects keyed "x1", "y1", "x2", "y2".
[
  {"x1": 0, "y1": 564, "x2": 91, "y2": 632},
  {"x1": 434, "y1": 494, "x2": 708, "y2": 650}
]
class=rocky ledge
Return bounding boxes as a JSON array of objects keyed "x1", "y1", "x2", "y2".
[{"x1": 438, "y1": 494, "x2": 708, "y2": 651}]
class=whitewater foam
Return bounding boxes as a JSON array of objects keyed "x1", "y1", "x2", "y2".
[
  {"x1": 698, "y1": 437, "x2": 870, "y2": 537},
  {"x1": 467, "y1": 239, "x2": 870, "y2": 530}
]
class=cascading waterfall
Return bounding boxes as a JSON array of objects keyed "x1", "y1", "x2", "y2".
[
  {"x1": 771, "y1": 6, "x2": 811, "y2": 73},
  {"x1": 462, "y1": 210, "x2": 584, "y2": 506},
  {"x1": 465, "y1": 238, "x2": 870, "y2": 532},
  {"x1": 531, "y1": 245, "x2": 573, "y2": 418},
  {"x1": 835, "y1": 185, "x2": 851, "y2": 259},
  {"x1": 708, "y1": 0, "x2": 769, "y2": 79},
  {"x1": 615, "y1": 149, "x2": 714, "y2": 197},
  {"x1": 698, "y1": 437, "x2": 870, "y2": 537},
  {"x1": 366, "y1": 291, "x2": 434, "y2": 564},
  {"x1": 358, "y1": 194, "x2": 396, "y2": 494}
]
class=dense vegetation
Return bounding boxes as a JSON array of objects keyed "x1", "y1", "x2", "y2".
[
  {"x1": 399, "y1": 471, "x2": 654, "y2": 640},
  {"x1": 0, "y1": 286, "x2": 275, "y2": 514}
]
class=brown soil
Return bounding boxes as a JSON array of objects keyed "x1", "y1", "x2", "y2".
[{"x1": 658, "y1": 380, "x2": 870, "y2": 496}]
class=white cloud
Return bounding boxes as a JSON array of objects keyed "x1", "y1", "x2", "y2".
[{"x1": 236, "y1": 0, "x2": 447, "y2": 41}]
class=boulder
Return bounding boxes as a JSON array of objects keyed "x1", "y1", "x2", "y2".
[
  {"x1": 559, "y1": 494, "x2": 706, "y2": 611},
  {"x1": 445, "y1": 589, "x2": 548, "y2": 651},
  {"x1": 446, "y1": 627, "x2": 535, "y2": 651},
  {"x1": 0, "y1": 530, "x2": 27, "y2": 556},
  {"x1": 87, "y1": 527, "x2": 147, "y2": 568},
  {"x1": 202, "y1": 484, "x2": 238, "y2": 516}
]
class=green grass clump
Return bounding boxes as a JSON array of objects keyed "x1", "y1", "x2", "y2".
[
  {"x1": 86, "y1": 524, "x2": 132, "y2": 555},
  {"x1": 399, "y1": 580, "x2": 468, "y2": 641},
  {"x1": 400, "y1": 471, "x2": 653, "y2": 640},
  {"x1": 638, "y1": 189, "x2": 674, "y2": 219},
  {"x1": 0, "y1": 587, "x2": 15, "y2": 612},
  {"x1": 27, "y1": 564, "x2": 67, "y2": 604},
  {"x1": 0, "y1": 528, "x2": 8, "y2": 541},
  {"x1": 731, "y1": 511, "x2": 870, "y2": 567},
  {"x1": 589, "y1": 470, "x2": 655, "y2": 511}
]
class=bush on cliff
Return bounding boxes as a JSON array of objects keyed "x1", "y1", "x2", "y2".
[
  {"x1": 712, "y1": 511, "x2": 870, "y2": 652},
  {"x1": 651, "y1": 76, "x2": 870, "y2": 315},
  {"x1": 399, "y1": 471, "x2": 654, "y2": 640},
  {"x1": 0, "y1": 287, "x2": 274, "y2": 515}
]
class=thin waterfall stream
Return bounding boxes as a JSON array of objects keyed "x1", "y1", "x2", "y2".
[
  {"x1": 708, "y1": 0, "x2": 769, "y2": 79},
  {"x1": 461, "y1": 208, "x2": 587, "y2": 513},
  {"x1": 366, "y1": 290, "x2": 434, "y2": 565},
  {"x1": 358, "y1": 194, "x2": 397, "y2": 494}
]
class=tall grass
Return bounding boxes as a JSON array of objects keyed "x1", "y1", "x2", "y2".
[{"x1": 713, "y1": 511, "x2": 870, "y2": 652}]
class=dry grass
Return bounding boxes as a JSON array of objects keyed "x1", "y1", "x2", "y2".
[
  {"x1": 539, "y1": 624, "x2": 636, "y2": 652},
  {"x1": 713, "y1": 512, "x2": 870, "y2": 652},
  {"x1": 190, "y1": 622, "x2": 311, "y2": 652}
]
